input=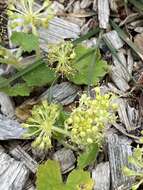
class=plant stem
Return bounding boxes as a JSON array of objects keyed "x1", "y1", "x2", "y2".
[{"x1": 52, "y1": 126, "x2": 71, "y2": 137}]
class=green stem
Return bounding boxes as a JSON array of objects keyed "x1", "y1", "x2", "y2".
[
  {"x1": 52, "y1": 126, "x2": 71, "y2": 137},
  {"x1": 59, "y1": 139, "x2": 78, "y2": 151}
]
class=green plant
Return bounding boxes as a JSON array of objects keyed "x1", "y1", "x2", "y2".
[
  {"x1": 22, "y1": 100, "x2": 69, "y2": 149},
  {"x1": 69, "y1": 46, "x2": 108, "y2": 85},
  {"x1": 8, "y1": 0, "x2": 54, "y2": 35},
  {"x1": 123, "y1": 146, "x2": 143, "y2": 190},
  {"x1": 65, "y1": 87, "x2": 117, "y2": 148},
  {"x1": 47, "y1": 42, "x2": 108, "y2": 84},
  {"x1": 21, "y1": 88, "x2": 117, "y2": 151},
  {"x1": 36, "y1": 160, "x2": 94, "y2": 190},
  {"x1": 11, "y1": 32, "x2": 39, "y2": 53},
  {"x1": 0, "y1": 45, "x2": 21, "y2": 67},
  {"x1": 0, "y1": 62, "x2": 56, "y2": 96},
  {"x1": 0, "y1": 32, "x2": 39, "y2": 67},
  {"x1": 47, "y1": 41, "x2": 76, "y2": 78}
]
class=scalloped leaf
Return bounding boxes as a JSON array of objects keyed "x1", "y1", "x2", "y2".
[
  {"x1": 66, "y1": 169, "x2": 94, "y2": 190},
  {"x1": 36, "y1": 160, "x2": 94, "y2": 190},
  {"x1": 11, "y1": 32, "x2": 39, "y2": 52},
  {"x1": 22, "y1": 63, "x2": 56, "y2": 87},
  {"x1": 70, "y1": 46, "x2": 108, "y2": 85},
  {"x1": 77, "y1": 144, "x2": 99, "y2": 169}
]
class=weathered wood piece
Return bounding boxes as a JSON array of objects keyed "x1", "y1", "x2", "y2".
[
  {"x1": 0, "y1": 114, "x2": 26, "y2": 140},
  {"x1": 98, "y1": 0, "x2": 110, "y2": 29},
  {"x1": 127, "y1": 50, "x2": 134, "y2": 75},
  {"x1": 10, "y1": 145, "x2": 38, "y2": 173},
  {"x1": 109, "y1": 0, "x2": 118, "y2": 12},
  {"x1": 115, "y1": 98, "x2": 140, "y2": 132},
  {"x1": 80, "y1": 0, "x2": 92, "y2": 9},
  {"x1": 0, "y1": 92, "x2": 15, "y2": 118},
  {"x1": 92, "y1": 162, "x2": 110, "y2": 190},
  {"x1": 113, "y1": 123, "x2": 140, "y2": 141},
  {"x1": 93, "y1": 0, "x2": 97, "y2": 11},
  {"x1": 53, "y1": 148, "x2": 76, "y2": 174},
  {"x1": 0, "y1": 146, "x2": 29, "y2": 190},
  {"x1": 39, "y1": 17, "x2": 80, "y2": 51},
  {"x1": 40, "y1": 82, "x2": 80, "y2": 105},
  {"x1": 110, "y1": 50, "x2": 132, "y2": 92},
  {"x1": 107, "y1": 133, "x2": 135, "y2": 190},
  {"x1": 111, "y1": 66, "x2": 130, "y2": 92},
  {"x1": 23, "y1": 180, "x2": 35, "y2": 190},
  {"x1": 9, "y1": 1, "x2": 80, "y2": 51},
  {"x1": 103, "y1": 30, "x2": 124, "y2": 50}
]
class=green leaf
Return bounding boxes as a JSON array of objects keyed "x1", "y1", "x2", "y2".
[
  {"x1": 36, "y1": 160, "x2": 94, "y2": 190},
  {"x1": 70, "y1": 45, "x2": 108, "y2": 85},
  {"x1": 0, "y1": 83, "x2": 32, "y2": 96},
  {"x1": 77, "y1": 144, "x2": 99, "y2": 169},
  {"x1": 0, "y1": 59, "x2": 44, "y2": 88},
  {"x1": 22, "y1": 63, "x2": 56, "y2": 87},
  {"x1": 128, "y1": 0, "x2": 143, "y2": 12},
  {"x1": 11, "y1": 32, "x2": 39, "y2": 52},
  {"x1": 0, "y1": 61, "x2": 56, "y2": 96},
  {"x1": 66, "y1": 169, "x2": 94, "y2": 190},
  {"x1": 36, "y1": 160, "x2": 65, "y2": 190}
]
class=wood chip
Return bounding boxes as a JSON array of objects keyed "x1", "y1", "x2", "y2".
[
  {"x1": 113, "y1": 51, "x2": 130, "y2": 81},
  {"x1": 110, "y1": 50, "x2": 131, "y2": 92},
  {"x1": 53, "y1": 148, "x2": 76, "y2": 174},
  {"x1": 107, "y1": 133, "x2": 135, "y2": 190},
  {"x1": 39, "y1": 17, "x2": 80, "y2": 51},
  {"x1": 93, "y1": 0, "x2": 97, "y2": 11},
  {"x1": 0, "y1": 114, "x2": 26, "y2": 140},
  {"x1": 111, "y1": 66, "x2": 130, "y2": 92},
  {"x1": 51, "y1": 1, "x2": 65, "y2": 14},
  {"x1": 109, "y1": 0, "x2": 118, "y2": 12},
  {"x1": 39, "y1": 82, "x2": 80, "y2": 105},
  {"x1": 0, "y1": 92, "x2": 15, "y2": 118},
  {"x1": 115, "y1": 98, "x2": 141, "y2": 132},
  {"x1": 80, "y1": 0, "x2": 92, "y2": 9},
  {"x1": 127, "y1": 49, "x2": 134, "y2": 75},
  {"x1": 134, "y1": 33, "x2": 143, "y2": 55},
  {"x1": 0, "y1": 146, "x2": 29, "y2": 190},
  {"x1": 10, "y1": 145, "x2": 38, "y2": 173},
  {"x1": 103, "y1": 30, "x2": 124, "y2": 50},
  {"x1": 92, "y1": 162, "x2": 110, "y2": 190},
  {"x1": 98, "y1": 0, "x2": 110, "y2": 29}
]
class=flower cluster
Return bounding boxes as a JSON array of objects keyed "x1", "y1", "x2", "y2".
[
  {"x1": 8, "y1": 0, "x2": 54, "y2": 35},
  {"x1": 0, "y1": 45, "x2": 21, "y2": 66},
  {"x1": 123, "y1": 146, "x2": 143, "y2": 190},
  {"x1": 47, "y1": 41, "x2": 76, "y2": 78},
  {"x1": 65, "y1": 87, "x2": 117, "y2": 148},
  {"x1": 22, "y1": 100, "x2": 61, "y2": 150}
]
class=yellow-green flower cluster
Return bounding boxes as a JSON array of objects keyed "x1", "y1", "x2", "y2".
[
  {"x1": 47, "y1": 41, "x2": 76, "y2": 78},
  {"x1": 8, "y1": 0, "x2": 54, "y2": 35},
  {"x1": 22, "y1": 100, "x2": 60, "y2": 150},
  {"x1": 65, "y1": 87, "x2": 117, "y2": 148},
  {"x1": 0, "y1": 45, "x2": 21, "y2": 66},
  {"x1": 123, "y1": 146, "x2": 143, "y2": 190}
]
